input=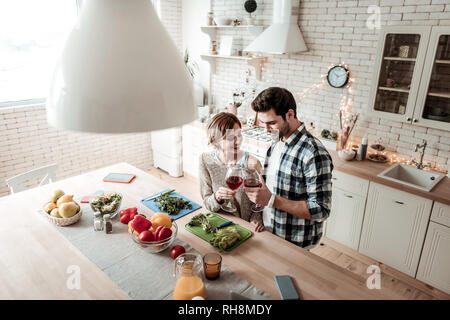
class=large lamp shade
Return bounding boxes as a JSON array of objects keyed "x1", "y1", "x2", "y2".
[{"x1": 47, "y1": 0, "x2": 197, "y2": 133}]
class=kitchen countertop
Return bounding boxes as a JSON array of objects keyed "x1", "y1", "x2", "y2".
[{"x1": 329, "y1": 150, "x2": 450, "y2": 206}]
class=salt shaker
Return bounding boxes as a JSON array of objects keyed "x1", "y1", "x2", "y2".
[
  {"x1": 93, "y1": 212, "x2": 104, "y2": 231},
  {"x1": 103, "y1": 214, "x2": 113, "y2": 234}
]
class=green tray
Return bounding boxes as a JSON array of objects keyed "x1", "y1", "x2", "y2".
[{"x1": 184, "y1": 213, "x2": 252, "y2": 251}]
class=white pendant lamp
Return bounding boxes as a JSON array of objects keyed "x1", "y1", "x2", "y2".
[{"x1": 47, "y1": 0, "x2": 197, "y2": 133}]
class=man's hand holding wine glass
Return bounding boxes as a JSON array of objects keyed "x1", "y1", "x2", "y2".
[{"x1": 244, "y1": 171, "x2": 272, "y2": 207}]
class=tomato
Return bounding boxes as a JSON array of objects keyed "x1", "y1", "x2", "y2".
[
  {"x1": 170, "y1": 245, "x2": 185, "y2": 259},
  {"x1": 139, "y1": 230, "x2": 154, "y2": 242},
  {"x1": 155, "y1": 226, "x2": 172, "y2": 241}
]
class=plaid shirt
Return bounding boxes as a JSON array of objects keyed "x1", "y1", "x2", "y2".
[{"x1": 262, "y1": 123, "x2": 333, "y2": 248}]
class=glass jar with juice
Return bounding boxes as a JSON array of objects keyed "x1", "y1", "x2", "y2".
[{"x1": 173, "y1": 253, "x2": 207, "y2": 300}]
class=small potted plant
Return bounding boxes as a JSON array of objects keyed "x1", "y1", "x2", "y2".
[{"x1": 184, "y1": 49, "x2": 204, "y2": 110}]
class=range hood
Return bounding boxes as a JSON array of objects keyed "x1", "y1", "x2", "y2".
[{"x1": 244, "y1": 0, "x2": 308, "y2": 55}]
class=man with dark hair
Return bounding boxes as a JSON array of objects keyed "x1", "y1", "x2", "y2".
[{"x1": 244, "y1": 87, "x2": 333, "y2": 249}]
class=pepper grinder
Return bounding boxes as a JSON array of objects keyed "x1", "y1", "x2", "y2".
[{"x1": 103, "y1": 214, "x2": 112, "y2": 234}]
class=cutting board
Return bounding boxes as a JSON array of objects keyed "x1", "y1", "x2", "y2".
[
  {"x1": 140, "y1": 189, "x2": 202, "y2": 220},
  {"x1": 185, "y1": 213, "x2": 252, "y2": 251}
]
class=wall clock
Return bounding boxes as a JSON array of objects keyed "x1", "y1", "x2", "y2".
[{"x1": 327, "y1": 65, "x2": 350, "y2": 88}]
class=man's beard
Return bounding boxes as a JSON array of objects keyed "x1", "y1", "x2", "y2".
[{"x1": 279, "y1": 120, "x2": 290, "y2": 139}]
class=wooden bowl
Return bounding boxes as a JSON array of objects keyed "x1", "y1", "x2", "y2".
[{"x1": 39, "y1": 208, "x2": 82, "y2": 227}]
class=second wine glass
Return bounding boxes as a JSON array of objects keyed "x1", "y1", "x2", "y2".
[{"x1": 243, "y1": 168, "x2": 264, "y2": 212}]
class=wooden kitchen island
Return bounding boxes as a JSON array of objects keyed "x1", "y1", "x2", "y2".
[{"x1": 0, "y1": 162, "x2": 444, "y2": 300}]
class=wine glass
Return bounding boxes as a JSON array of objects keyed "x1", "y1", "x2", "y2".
[
  {"x1": 221, "y1": 166, "x2": 243, "y2": 213},
  {"x1": 243, "y1": 168, "x2": 264, "y2": 212}
]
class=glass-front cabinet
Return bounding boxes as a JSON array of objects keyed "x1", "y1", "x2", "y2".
[
  {"x1": 414, "y1": 27, "x2": 450, "y2": 131},
  {"x1": 369, "y1": 26, "x2": 450, "y2": 131}
]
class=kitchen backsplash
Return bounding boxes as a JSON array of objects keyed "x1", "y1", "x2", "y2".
[{"x1": 207, "y1": 0, "x2": 450, "y2": 171}]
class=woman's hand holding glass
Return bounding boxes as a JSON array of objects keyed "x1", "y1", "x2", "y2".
[
  {"x1": 214, "y1": 187, "x2": 236, "y2": 203},
  {"x1": 220, "y1": 166, "x2": 243, "y2": 213}
]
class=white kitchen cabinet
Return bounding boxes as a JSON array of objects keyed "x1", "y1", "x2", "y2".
[
  {"x1": 359, "y1": 182, "x2": 433, "y2": 277},
  {"x1": 325, "y1": 171, "x2": 369, "y2": 250},
  {"x1": 152, "y1": 127, "x2": 183, "y2": 177},
  {"x1": 414, "y1": 27, "x2": 450, "y2": 131},
  {"x1": 369, "y1": 26, "x2": 450, "y2": 131},
  {"x1": 430, "y1": 202, "x2": 450, "y2": 227},
  {"x1": 369, "y1": 26, "x2": 430, "y2": 123},
  {"x1": 182, "y1": 123, "x2": 210, "y2": 178},
  {"x1": 416, "y1": 222, "x2": 450, "y2": 294},
  {"x1": 416, "y1": 202, "x2": 450, "y2": 294}
]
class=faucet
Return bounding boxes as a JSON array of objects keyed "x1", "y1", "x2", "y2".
[{"x1": 411, "y1": 139, "x2": 431, "y2": 170}]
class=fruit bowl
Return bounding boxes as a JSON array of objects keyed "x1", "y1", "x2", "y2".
[
  {"x1": 39, "y1": 207, "x2": 82, "y2": 227},
  {"x1": 131, "y1": 221, "x2": 178, "y2": 253}
]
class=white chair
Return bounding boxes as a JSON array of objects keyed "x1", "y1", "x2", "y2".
[{"x1": 6, "y1": 164, "x2": 58, "y2": 194}]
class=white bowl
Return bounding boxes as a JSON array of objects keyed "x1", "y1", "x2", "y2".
[
  {"x1": 338, "y1": 149, "x2": 356, "y2": 161},
  {"x1": 215, "y1": 17, "x2": 231, "y2": 26},
  {"x1": 89, "y1": 192, "x2": 123, "y2": 219}
]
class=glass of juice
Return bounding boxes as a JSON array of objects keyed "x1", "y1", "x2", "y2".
[
  {"x1": 203, "y1": 252, "x2": 222, "y2": 280},
  {"x1": 173, "y1": 253, "x2": 207, "y2": 300}
]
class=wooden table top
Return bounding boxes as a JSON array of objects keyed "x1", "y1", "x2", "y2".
[{"x1": 0, "y1": 162, "x2": 429, "y2": 300}]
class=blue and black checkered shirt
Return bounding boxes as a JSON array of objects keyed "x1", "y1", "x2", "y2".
[{"x1": 263, "y1": 123, "x2": 334, "y2": 248}]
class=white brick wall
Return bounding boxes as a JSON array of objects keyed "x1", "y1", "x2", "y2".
[
  {"x1": 0, "y1": 104, "x2": 153, "y2": 197},
  {"x1": 207, "y1": 0, "x2": 450, "y2": 171},
  {"x1": 0, "y1": 0, "x2": 183, "y2": 197},
  {"x1": 160, "y1": 0, "x2": 183, "y2": 50}
]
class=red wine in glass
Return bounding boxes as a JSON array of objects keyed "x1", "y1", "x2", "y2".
[
  {"x1": 243, "y1": 169, "x2": 264, "y2": 213},
  {"x1": 226, "y1": 176, "x2": 243, "y2": 190},
  {"x1": 244, "y1": 178, "x2": 262, "y2": 188}
]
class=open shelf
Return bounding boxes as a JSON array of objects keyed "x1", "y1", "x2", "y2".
[
  {"x1": 201, "y1": 54, "x2": 255, "y2": 60},
  {"x1": 201, "y1": 25, "x2": 263, "y2": 29},
  {"x1": 201, "y1": 54, "x2": 267, "y2": 80},
  {"x1": 201, "y1": 25, "x2": 264, "y2": 40}
]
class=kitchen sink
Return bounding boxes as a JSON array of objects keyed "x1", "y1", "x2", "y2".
[{"x1": 377, "y1": 163, "x2": 445, "y2": 192}]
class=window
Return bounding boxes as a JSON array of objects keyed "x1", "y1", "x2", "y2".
[
  {"x1": 0, "y1": 0, "x2": 79, "y2": 107},
  {"x1": 152, "y1": 0, "x2": 161, "y2": 19}
]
